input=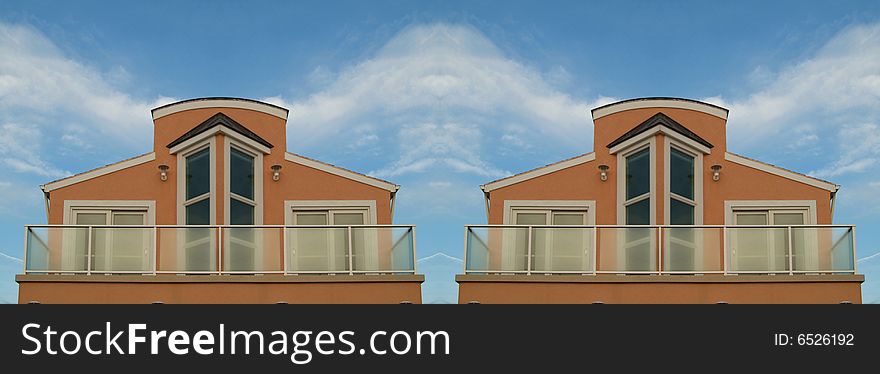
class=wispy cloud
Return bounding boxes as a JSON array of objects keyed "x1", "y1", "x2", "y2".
[
  {"x1": 704, "y1": 22, "x2": 880, "y2": 182},
  {"x1": 858, "y1": 251, "x2": 880, "y2": 263},
  {"x1": 0, "y1": 22, "x2": 175, "y2": 160},
  {"x1": 0, "y1": 252, "x2": 22, "y2": 264},
  {"x1": 418, "y1": 252, "x2": 463, "y2": 263},
  {"x1": 268, "y1": 23, "x2": 610, "y2": 180}
]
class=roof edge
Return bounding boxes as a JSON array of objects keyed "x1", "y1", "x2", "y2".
[
  {"x1": 284, "y1": 152, "x2": 399, "y2": 192},
  {"x1": 482, "y1": 152, "x2": 596, "y2": 192},
  {"x1": 152, "y1": 97, "x2": 289, "y2": 121},
  {"x1": 591, "y1": 97, "x2": 729, "y2": 121}
]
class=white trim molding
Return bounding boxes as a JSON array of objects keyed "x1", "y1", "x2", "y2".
[
  {"x1": 224, "y1": 137, "x2": 264, "y2": 225},
  {"x1": 62, "y1": 200, "x2": 157, "y2": 225},
  {"x1": 284, "y1": 200, "x2": 378, "y2": 225},
  {"x1": 609, "y1": 125, "x2": 711, "y2": 155},
  {"x1": 724, "y1": 152, "x2": 838, "y2": 192},
  {"x1": 664, "y1": 136, "x2": 704, "y2": 225},
  {"x1": 176, "y1": 137, "x2": 217, "y2": 225},
  {"x1": 723, "y1": 200, "x2": 817, "y2": 225},
  {"x1": 502, "y1": 200, "x2": 597, "y2": 225},
  {"x1": 284, "y1": 152, "x2": 398, "y2": 192},
  {"x1": 592, "y1": 98, "x2": 728, "y2": 121},
  {"x1": 481, "y1": 153, "x2": 596, "y2": 192},
  {"x1": 617, "y1": 137, "x2": 657, "y2": 225},
  {"x1": 42, "y1": 153, "x2": 156, "y2": 192},
  {"x1": 152, "y1": 98, "x2": 288, "y2": 121},
  {"x1": 169, "y1": 125, "x2": 270, "y2": 155}
]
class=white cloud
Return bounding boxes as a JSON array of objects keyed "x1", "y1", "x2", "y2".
[
  {"x1": 0, "y1": 123, "x2": 69, "y2": 178},
  {"x1": 0, "y1": 22, "x2": 175, "y2": 157},
  {"x1": 270, "y1": 23, "x2": 609, "y2": 179},
  {"x1": 705, "y1": 23, "x2": 880, "y2": 153}
]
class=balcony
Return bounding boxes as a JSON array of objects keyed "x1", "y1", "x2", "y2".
[
  {"x1": 23, "y1": 225, "x2": 417, "y2": 275},
  {"x1": 463, "y1": 225, "x2": 857, "y2": 275}
]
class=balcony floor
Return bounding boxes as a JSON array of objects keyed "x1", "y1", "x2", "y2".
[{"x1": 456, "y1": 274, "x2": 864, "y2": 304}]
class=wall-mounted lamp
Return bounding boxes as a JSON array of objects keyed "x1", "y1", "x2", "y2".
[
  {"x1": 270, "y1": 164, "x2": 282, "y2": 181},
  {"x1": 598, "y1": 164, "x2": 609, "y2": 181},
  {"x1": 158, "y1": 164, "x2": 169, "y2": 181},
  {"x1": 711, "y1": 164, "x2": 722, "y2": 181}
]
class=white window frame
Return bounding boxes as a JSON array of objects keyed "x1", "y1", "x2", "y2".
[
  {"x1": 224, "y1": 137, "x2": 263, "y2": 225},
  {"x1": 61, "y1": 200, "x2": 156, "y2": 272},
  {"x1": 284, "y1": 200, "x2": 378, "y2": 272},
  {"x1": 724, "y1": 200, "x2": 818, "y2": 272},
  {"x1": 175, "y1": 138, "x2": 216, "y2": 225},
  {"x1": 502, "y1": 200, "x2": 596, "y2": 272},
  {"x1": 615, "y1": 138, "x2": 656, "y2": 225},
  {"x1": 613, "y1": 138, "x2": 656, "y2": 272},
  {"x1": 664, "y1": 137, "x2": 703, "y2": 225}
]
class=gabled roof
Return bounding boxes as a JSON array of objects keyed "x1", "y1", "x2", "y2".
[
  {"x1": 724, "y1": 152, "x2": 839, "y2": 192},
  {"x1": 284, "y1": 152, "x2": 400, "y2": 192},
  {"x1": 481, "y1": 152, "x2": 596, "y2": 192},
  {"x1": 41, "y1": 152, "x2": 156, "y2": 192},
  {"x1": 607, "y1": 112, "x2": 713, "y2": 149},
  {"x1": 167, "y1": 112, "x2": 273, "y2": 149}
]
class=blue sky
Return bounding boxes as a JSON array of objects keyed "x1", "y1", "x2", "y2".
[{"x1": 1, "y1": 0, "x2": 880, "y2": 303}]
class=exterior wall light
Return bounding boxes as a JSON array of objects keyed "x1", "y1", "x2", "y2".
[
  {"x1": 710, "y1": 164, "x2": 722, "y2": 181},
  {"x1": 158, "y1": 164, "x2": 169, "y2": 181},
  {"x1": 598, "y1": 164, "x2": 609, "y2": 181},
  {"x1": 270, "y1": 164, "x2": 282, "y2": 181}
]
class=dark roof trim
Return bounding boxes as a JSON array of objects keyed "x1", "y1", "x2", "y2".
[
  {"x1": 167, "y1": 112, "x2": 274, "y2": 149},
  {"x1": 152, "y1": 97, "x2": 289, "y2": 115},
  {"x1": 606, "y1": 112, "x2": 713, "y2": 149},
  {"x1": 591, "y1": 97, "x2": 729, "y2": 114}
]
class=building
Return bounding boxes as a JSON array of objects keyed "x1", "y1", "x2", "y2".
[
  {"x1": 18, "y1": 98, "x2": 422, "y2": 304},
  {"x1": 458, "y1": 97, "x2": 862, "y2": 304}
]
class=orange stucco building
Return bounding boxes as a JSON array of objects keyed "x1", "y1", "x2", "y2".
[
  {"x1": 458, "y1": 98, "x2": 863, "y2": 303},
  {"x1": 18, "y1": 98, "x2": 422, "y2": 304}
]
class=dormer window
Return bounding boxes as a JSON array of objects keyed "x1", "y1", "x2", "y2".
[
  {"x1": 624, "y1": 146, "x2": 651, "y2": 225},
  {"x1": 184, "y1": 147, "x2": 212, "y2": 225}
]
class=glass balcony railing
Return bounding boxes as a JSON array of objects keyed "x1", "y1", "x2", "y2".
[
  {"x1": 464, "y1": 225, "x2": 856, "y2": 275},
  {"x1": 23, "y1": 225, "x2": 416, "y2": 275}
]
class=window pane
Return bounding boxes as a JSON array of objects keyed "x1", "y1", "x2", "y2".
[
  {"x1": 626, "y1": 148, "x2": 650, "y2": 200},
  {"x1": 669, "y1": 199, "x2": 694, "y2": 225},
  {"x1": 552, "y1": 212, "x2": 586, "y2": 225},
  {"x1": 230, "y1": 199, "x2": 254, "y2": 225},
  {"x1": 333, "y1": 213, "x2": 365, "y2": 225},
  {"x1": 186, "y1": 198, "x2": 211, "y2": 225},
  {"x1": 186, "y1": 148, "x2": 210, "y2": 200},
  {"x1": 670, "y1": 148, "x2": 694, "y2": 199},
  {"x1": 230, "y1": 148, "x2": 254, "y2": 200},
  {"x1": 295, "y1": 212, "x2": 328, "y2": 225},
  {"x1": 515, "y1": 213, "x2": 548, "y2": 225},
  {"x1": 625, "y1": 199, "x2": 651, "y2": 225}
]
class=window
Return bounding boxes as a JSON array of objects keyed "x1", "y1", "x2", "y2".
[
  {"x1": 184, "y1": 147, "x2": 211, "y2": 225},
  {"x1": 624, "y1": 147, "x2": 651, "y2": 225},
  {"x1": 619, "y1": 145, "x2": 654, "y2": 272},
  {"x1": 290, "y1": 209, "x2": 367, "y2": 272},
  {"x1": 62, "y1": 200, "x2": 155, "y2": 273},
  {"x1": 732, "y1": 209, "x2": 806, "y2": 272},
  {"x1": 513, "y1": 209, "x2": 590, "y2": 272},
  {"x1": 669, "y1": 147, "x2": 695, "y2": 225},
  {"x1": 229, "y1": 147, "x2": 256, "y2": 225}
]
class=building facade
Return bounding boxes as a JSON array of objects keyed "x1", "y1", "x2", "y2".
[
  {"x1": 18, "y1": 98, "x2": 422, "y2": 304},
  {"x1": 458, "y1": 98, "x2": 863, "y2": 303}
]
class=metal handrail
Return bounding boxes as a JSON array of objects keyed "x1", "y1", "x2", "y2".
[
  {"x1": 23, "y1": 225, "x2": 418, "y2": 275},
  {"x1": 463, "y1": 224, "x2": 857, "y2": 276}
]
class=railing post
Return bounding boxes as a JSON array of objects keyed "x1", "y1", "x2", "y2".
[
  {"x1": 722, "y1": 226, "x2": 728, "y2": 275},
  {"x1": 527, "y1": 226, "x2": 533, "y2": 275},
  {"x1": 411, "y1": 226, "x2": 417, "y2": 274},
  {"x1": 787, "y1": 226, "x2": 794, "y2": 275},
  {"x1": 86, "y1": 226, "x2": 93, "y2": 275},
  {"x1": 152, "y1": 226, "x2": 158, "y2": 275},
  {"x1": 463, "y1": 227, "x2": 469, "y2": 274},
  {"x1": 282, "y1": 227, "x2": 288, "y2": 275},
  {"x1": 658, "y1": 227, "x2": 663, "y2": 275},
  {"x1": 23, "y1": 226, "x2": 29, "y2": 274},
  {"x1": 217, "y1": 227, "x2": 223, "y2": 275},
  {"x1": 850, "y1": 226, "x2": 857, "y2": 274},
  {"x1": 591, "y1": 226, "x2": 598, "y2": 275},
  {"x1": 347, "y1": 226, "x2": 354, "y2": 275}
]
